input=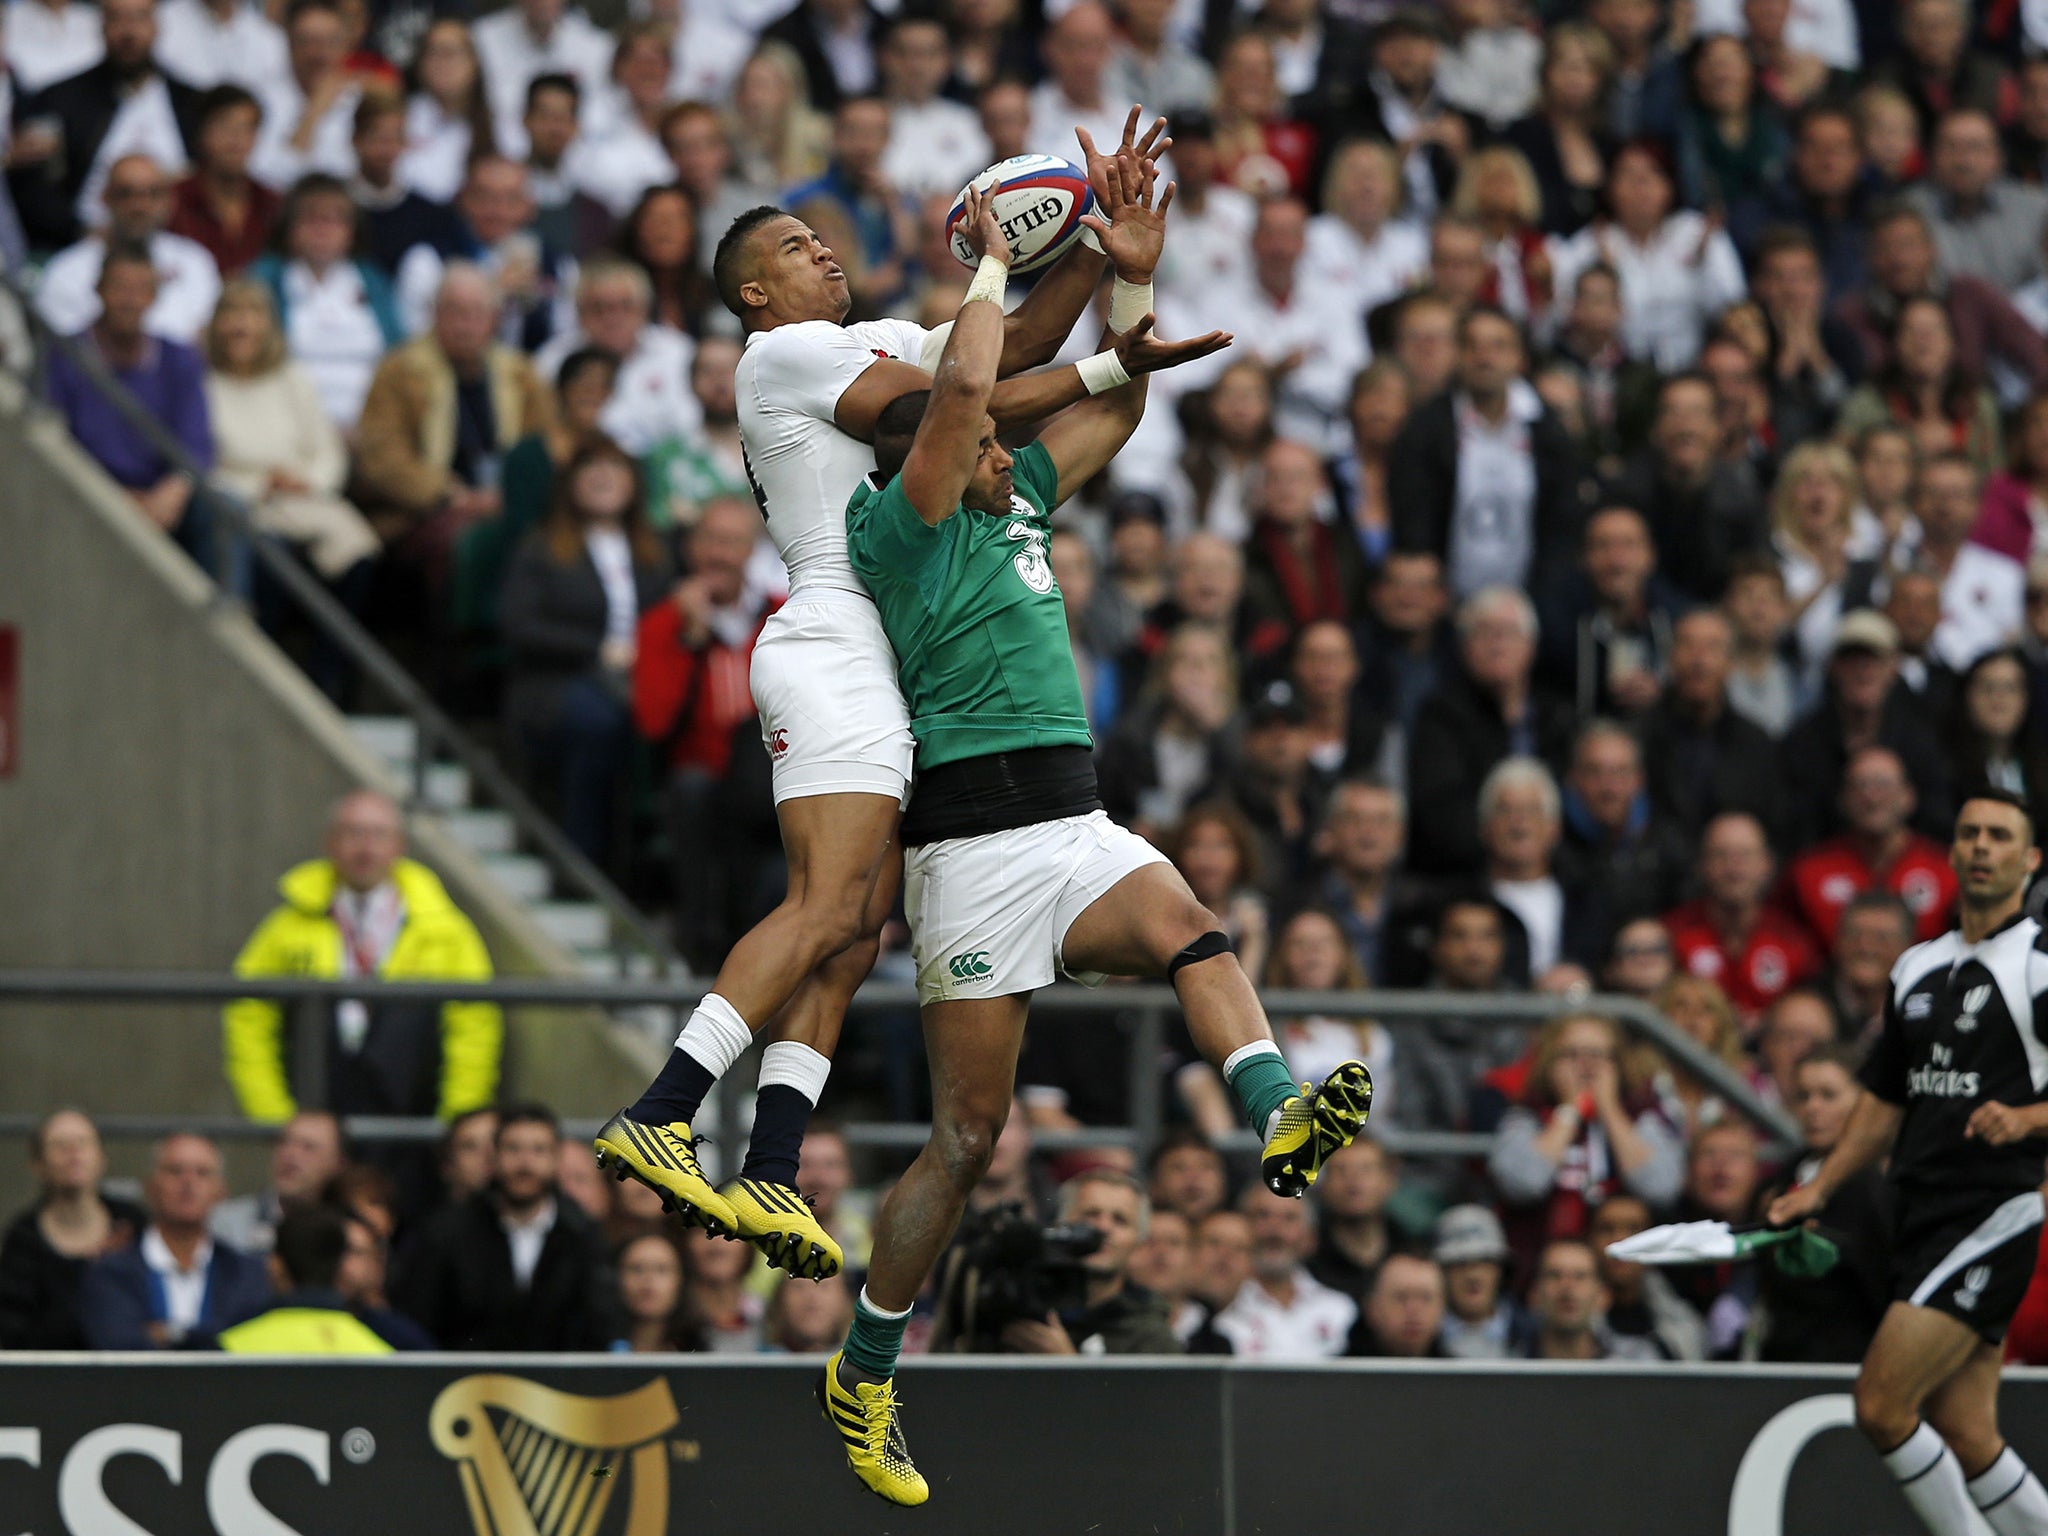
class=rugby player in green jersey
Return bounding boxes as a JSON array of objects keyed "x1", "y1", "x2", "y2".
[{"x1": 813, "y1": 162, "x2": 1375, "y2": 1506}]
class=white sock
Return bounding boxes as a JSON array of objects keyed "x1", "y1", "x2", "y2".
[
  {"x1": 675, "y1": 993, "x2": 753, "y2": 1077},
  {"x1": 1887, "y1": 1423, "x2": 1981, "y2": 1536},
  {"x1": 858, "y1": 1285, "x2": 913, "y2": 1321},
  {"x1": 1221, "y1": 1040, "x2": 1282, "y2": 1078},
  {"x1": 1972, "y1": 1448, "x2": 2048, "y2": 1535},
  {"x1": 759, "y1": 1040, "x2": 832, "y2": 1105}
]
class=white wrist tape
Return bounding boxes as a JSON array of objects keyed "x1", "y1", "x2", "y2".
[
  {"x1": 965, "y1": 254, "x2": 1008, "y2": 308},
  {"x1": 1108, "y1": 276, "x2": 1153, "y2": 334},
  {"x1": 1078, "y1": 223, "x2": 1105, "y2": 254},
  {"x1": 1076, "y1": 348, "x2": 1132, "y2": 395}
]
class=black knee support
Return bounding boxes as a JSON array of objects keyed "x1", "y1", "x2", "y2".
[{"x1": 1167, "y1": 930, "x2": 1234, "y2": 982}]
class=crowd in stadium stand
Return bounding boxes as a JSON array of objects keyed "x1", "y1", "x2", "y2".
[{"x1": 25, "y1": 0, "x2": 2048, "y2": 1361}]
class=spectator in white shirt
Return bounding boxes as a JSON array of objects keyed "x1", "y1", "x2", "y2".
[
  {"x1": 576, "y1": 21, "x2": 676, "y2": 219},
  {"x1": 1212, "y1": 1184, "x2": 1359, "y2": 1359},
  {"x1": 1163, "y1": 195, "x2": 1368, "y2": 452},
  {"x1": 252, "y1": 173, "x2": 404, "y2": 431},
  {"x1": 250, "y1": 0, "x2": 360, "y2": 190},
  {"x1": 1026, "y1": 1, "x2": 1129, "y2": 163},
  {"x1": 1103, "y1": 0, "x2": 1212, "y2": 119},
  {"x1": 1305, "y1": 137, "x2": 1430, "y2": 323},
  {"x1": 4, "y1": 0, "x2": 101, "y2": 95},
  {"x1": 38, "y1": 151, "x2": 220, "y2": 340},
  {"x1": 472, "y1": 0, "x2": 615, "y2": 152},
  {"x1": 639, "y1": 0, "x2": 753, "y2": 107},
  {"x1": 878, "y1": 14, "x2": 988, "y2": 199},
  {"x1": 1914, "y1": 451, "x2": 2026, "y2": 668},
  {"x1": 1437, "y1": 0, "x2": 1542, "y2": 129},
  {"x1": 153, "y1": 0, "x2": 288, "y2": 94},
  {"x1": 397, "y1": 18, "x2": 498, "y2": 205},
  {"x1": 533, "y1": 258, "x2": 699, "y2": 455},
  {"x1": 1151, "y1": 108, "x2": 1255, "y2": 307},
  {"x1": 1548, "y1": 140, "x2": 1745, "y2": 371}
]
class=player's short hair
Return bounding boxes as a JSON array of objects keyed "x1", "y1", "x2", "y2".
[
  {"x1": 714, "y1": 205, "x2": 793, "y2": 318},
  {"x1": 872, "y1": 389, "x2": 931, "y2": 483},
  {"x1": 1957, "y1": 785, "x2": 2036, "y2": 840},
  {"x1": 272, "y1": 1204, "x2": 350, "y2": 1290}
]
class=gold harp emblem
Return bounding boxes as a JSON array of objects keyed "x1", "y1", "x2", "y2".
[{"x1": 429, "y1": 1374, "x2": 679, "y2": 1536}]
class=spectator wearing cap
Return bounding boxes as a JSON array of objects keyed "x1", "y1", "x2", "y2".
[
  {"x1": 1589, "y1": 1193, "x2": 1708, "y2": 1360},
  {"x1": 1242, "y1": 440, "x2": 1372, "y2": 649},
  {"x1": 1782, "y1": 745, "x2": 1957, "y2": 951},
  {"x1": 1212, "y1": 1186, "x2": 1358, "y2": 1360},
  {"x1": 1352, "y1": 1251, "x2": 1450, "y2": 1358},
  {"x1": 1555, "y1": 721, "x2": 1691, "y2": 930},
  {"x1": 1202, "y1": 680, "x2": 1318, "y2": 895},
  {"x1": 1391, "y1": 306, "x2": 1585, "y2": 604},
  {"x1": 1781, "y1": 609, "x2": 1953, "y2": 848},
  {"x1": 1663, "y1": 811, "x2": 1820, "y2": 1020},
  {"x1": 1435, "y1": 1203, "x2": 1520, "y2": 1358},
  {"x1": 1406, "y1": 586, "x2": 1576, "y2": 878},
  {"x1": 1637, "y1": 608, "x2": 1788, "y2": 848}
]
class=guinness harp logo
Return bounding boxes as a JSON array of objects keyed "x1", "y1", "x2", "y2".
[{"x1": 430, "y1": 1375, "x2": 680, "y2": 1536}]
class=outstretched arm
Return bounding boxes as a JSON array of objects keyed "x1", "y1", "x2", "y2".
[
  {"x1": 901, "y1": 186, "x2": 1013, "y2": 526},
  {"x1": 1033, "y1": 158, "x2": 1230, "y2": 507},
  {"x1": 995, "y1": 107, "x2": 1171, "y2": 374}
]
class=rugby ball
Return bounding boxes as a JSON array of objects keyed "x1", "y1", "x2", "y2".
[{"x1": 947, "y1": 155, "x2": 1096, "y2": 276}]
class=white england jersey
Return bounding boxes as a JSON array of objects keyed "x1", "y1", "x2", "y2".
[{"x1": 736, "y1": 316, "x2": 933, "y2": 595}]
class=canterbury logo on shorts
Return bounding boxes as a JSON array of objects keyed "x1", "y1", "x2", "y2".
[{"x1": 947, "y1": 951, "x2": 993, "y2": 982}]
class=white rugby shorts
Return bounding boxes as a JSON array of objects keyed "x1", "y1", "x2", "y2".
[
  {"x1": 750, "y1": 587, "x2": 915, "y2": 805},
  {"x1": 904, "y1": 810, "x2": 1170, "y2": 1006}
]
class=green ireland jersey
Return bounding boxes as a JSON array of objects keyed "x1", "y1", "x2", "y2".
[{"x1": 846, "y1": 441, "x2": 1091, "y2": 771}]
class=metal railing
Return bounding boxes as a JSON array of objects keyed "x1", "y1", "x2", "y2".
[
  {"x1": 0, "y1": 970, "x2": 1801, "y2": 1164},
  {"x1": 0, "y1": 275, "x2": 674, "y2": 972}
]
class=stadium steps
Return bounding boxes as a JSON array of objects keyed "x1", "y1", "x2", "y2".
[{"x1": 348, "y1": 714, "x2": 621, "y2": 974}]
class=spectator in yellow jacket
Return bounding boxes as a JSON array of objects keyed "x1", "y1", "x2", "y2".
[{"x1": 223, "y1": 790, "x2": 502, "y2": 1125}]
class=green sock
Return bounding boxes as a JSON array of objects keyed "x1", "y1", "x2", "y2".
[
  {"x1": 843, "y1": 1287, "x2": 910, "y2": 1379},
  {"x1": 1224, "y1": 1042, "x2": 1298, "y2": 1139}
]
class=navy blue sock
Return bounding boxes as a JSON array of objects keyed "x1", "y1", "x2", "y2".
[
  {"x1": 740, "y1": 1084, "x2": 811, "y2": 1187},
  {"x1": 628, "y1": 1049, "x2": 716, "y2": 1126}
]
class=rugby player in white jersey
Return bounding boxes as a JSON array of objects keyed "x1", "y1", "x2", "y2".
[{"x1": 597, "y1": 110, "x2": 1174, "y2": 1278}]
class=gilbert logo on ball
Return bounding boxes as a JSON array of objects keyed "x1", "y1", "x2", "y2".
[{"x1": 948, "y1": 155, "x2": 1096, "y2": 276}]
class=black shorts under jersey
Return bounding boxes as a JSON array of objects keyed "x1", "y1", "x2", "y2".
[{"x1": 1891, "y1": 1184, "x2": 2047, "y2": 1343}]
